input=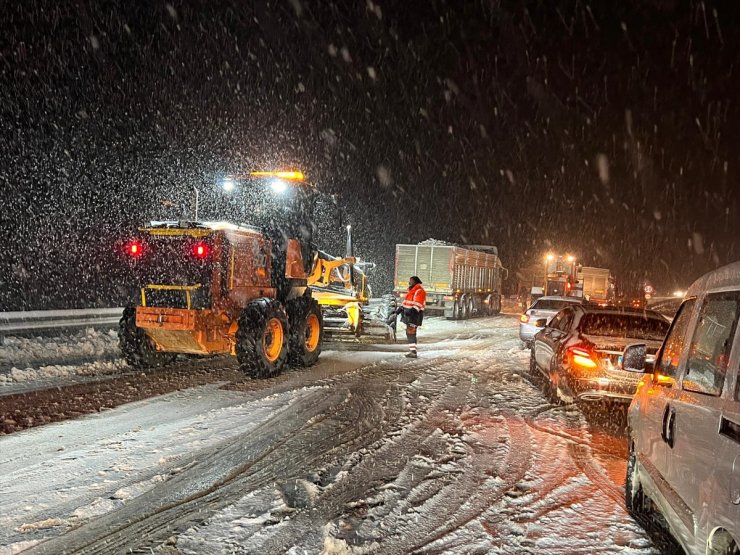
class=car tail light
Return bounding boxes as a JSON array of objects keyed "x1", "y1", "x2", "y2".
[
  {"x1": 192, "y1": 242, "x2": 209, "y2": 258},
  {"x1": 520, "y1": 314, "x2": 529, "y2": 323},
  {"x1": 568, "y1": 346, "x2": 598, "y2": 369},
  {"x1": 126, "y1": 241, "x2": 143, "y2": 257}
]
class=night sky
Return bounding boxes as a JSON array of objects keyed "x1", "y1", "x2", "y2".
[{"x1": 2, "y1": 0, "x2": 739, "y2": 310}]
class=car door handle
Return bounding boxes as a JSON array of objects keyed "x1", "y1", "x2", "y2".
[{"x1": 661, "y1": 406, "x2": 676, "y2": 448}]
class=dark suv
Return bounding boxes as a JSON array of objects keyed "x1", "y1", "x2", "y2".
[{"x1": 529, "y1": 305, "x2": 670, "y2": 404}]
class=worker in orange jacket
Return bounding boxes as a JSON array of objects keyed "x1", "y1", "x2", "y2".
[{"x1": 399, "y1": 276, "x2": 426, "y2": 358}]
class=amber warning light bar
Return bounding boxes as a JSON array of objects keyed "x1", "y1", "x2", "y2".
[{"x1": 249, "y1": 170, "x2": 305, "y2": 181}]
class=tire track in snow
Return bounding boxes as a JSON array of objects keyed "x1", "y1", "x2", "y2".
[
  {"x1": 393, "y1": 413, "x2": 533, "y2": 555},
  {"x1": 250, "y1": 361, "x2": 476, "y2": 554},
  {"x1": 24, "y1": 386, "x2": 348, "y2": 554},
  {"x1": 566, "y1": 443, "x2": 624, "y2": 506},
  {"x1": 23, "y1": 358, "x2": 435, "y2": 554}
]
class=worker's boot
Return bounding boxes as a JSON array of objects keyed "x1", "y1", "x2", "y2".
[{"x1": 405, "y1": 351, "x2": 417, "y2": 358}]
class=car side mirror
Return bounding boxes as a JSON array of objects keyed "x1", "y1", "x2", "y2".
[
  {"x1": 534, "y1": 318, "x2": 548, "y2": 328},
  {"x1": 622, "y1": 343, "x2": 647, "y2": 373}
]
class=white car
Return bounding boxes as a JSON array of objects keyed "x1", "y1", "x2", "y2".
[
  {"x1": 519, "y1": 296, "x2": 583, "y2": 346},
  {"x1": 623, "y1": 261, "x2": 740, "y2": 555}
]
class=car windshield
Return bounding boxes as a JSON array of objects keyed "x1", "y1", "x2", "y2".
[
  {"x1": 579, "y1": 313, "x2": 669, "y2": 341},
  {"x1": 532, "y1": 299, "x2": 578, "y2": 311}
]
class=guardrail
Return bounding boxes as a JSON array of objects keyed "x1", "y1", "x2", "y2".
[{"x1": 0, "y1": 308, "x2": 123, "y2": 338}]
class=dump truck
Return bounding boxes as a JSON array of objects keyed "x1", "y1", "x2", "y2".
[
  {"x1": 393, "y1": 242, "x2": 506, "y2": 319},
  {"x1": 576, "y1": 266, "x2": 614, "y2": 305}
]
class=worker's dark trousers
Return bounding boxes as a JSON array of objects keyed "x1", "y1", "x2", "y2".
[{"x1": 406, "y1": 325, "x2": 418, "y2": 354}]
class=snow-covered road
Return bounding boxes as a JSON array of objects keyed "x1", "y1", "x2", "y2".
[{"x1": 0, "y1": 316, "x2": 672, "y2": 554}]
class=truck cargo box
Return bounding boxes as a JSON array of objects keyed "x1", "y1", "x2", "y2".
[{"x1": 393, "y1": 243, "x2": 506, "y2": 319}]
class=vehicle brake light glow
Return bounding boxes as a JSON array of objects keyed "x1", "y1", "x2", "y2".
[
  {"x1": 569, "y1": 347, "x2": 598, "y2": 369},
  {"x1": 520, "y1": 314, "x2": 529, "y2": 323},
  {"x1": 193, "y1": 242, "x2": 209, "y2": 258},
  {"x1": 127, "y1": 241, "x2": 143, "y2": 257}
]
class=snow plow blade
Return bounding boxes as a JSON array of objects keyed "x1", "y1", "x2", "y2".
[{"x1": 322, "y1": 315, "x2": 396, "y2": 343}]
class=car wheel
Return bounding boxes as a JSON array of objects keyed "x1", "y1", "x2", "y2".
[
  {"x1": 554, "y1": 374, "x2": 576, "y2": 404},
  {"x1": 529, "y1": 347, "x2": 537, "y2": 375},
  {"x1": 625, "y1": 442, "x2": 650, "y2": 518}
]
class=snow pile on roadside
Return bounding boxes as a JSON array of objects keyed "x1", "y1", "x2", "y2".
[
  {"x1": 0, "y1": 328, "x2": 122, "y2": 384},
  {"x1": 0, "y1": 360, "x2": 128, "y2": 385},
  {"x1": 0, "y1": 328, "x2": 119, "y2": 365}
]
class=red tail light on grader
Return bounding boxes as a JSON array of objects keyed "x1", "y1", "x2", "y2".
[{"x1": 119, "y1": 221, "x2": 324, "y2": 378}]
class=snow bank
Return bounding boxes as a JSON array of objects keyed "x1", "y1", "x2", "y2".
[{"x1": 0, "y1": 328, "x2": 122, "y2": 385}]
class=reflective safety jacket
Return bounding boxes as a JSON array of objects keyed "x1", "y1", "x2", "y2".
[{"x1": 401, "y1": 283, "x2": 426, "y2": 326}]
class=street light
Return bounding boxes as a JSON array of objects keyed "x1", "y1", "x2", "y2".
[
  {"x1": 221, "y1": 177, "x2": 235, "y2": 192},
  {"x1": 545, "y1": 253, "x2": 555, "y2": 262}
]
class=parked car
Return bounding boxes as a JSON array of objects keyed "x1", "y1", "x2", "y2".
[
  {"x1": 519, "y1": 295, "x2": 583, "y2": 346},
  {"x1": 623, "y1": 261, "x2": 740, "y2": 555},
  {"x1": 529, "y1": 305, "x2": 670, "y2": 404}
]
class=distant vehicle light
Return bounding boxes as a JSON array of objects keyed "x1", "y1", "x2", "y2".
[
  {"x1": 270, "y1": 179, "x2": 288, "y2": 194},
  {"x1": 221, "y1": 177, "x2": 236, "y2": 192},
  {"x1": 127, "y1": 241, "x2": 143, "y2": 257},
  {"x1": 193, "y1": 242, "x2": 209, "y2": 258}
]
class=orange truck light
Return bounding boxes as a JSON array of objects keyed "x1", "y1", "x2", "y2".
[{"x1": 250, "y1": 170, "x2": 305, "y2": 181}]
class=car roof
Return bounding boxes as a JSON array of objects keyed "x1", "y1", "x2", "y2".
[
  {"x1": 576, "y1": 305, "x2": 667, "y2": 320},
  {"x1": 535, "y1": 296, "x2": 582, "y2": 302},
  {"x1": 686, "y1": 260, "x2": 740, "y2": 297}
]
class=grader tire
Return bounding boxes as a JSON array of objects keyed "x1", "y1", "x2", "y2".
[
  {"x1": 287, "y1": 297, "x2": 323, "y2": 367},
  {"x1": 118, "y1": 307, "x2": 175, "y2": 369},
  {"x1": 236, "y1": 299, "x2": 289, "y2": 378}
]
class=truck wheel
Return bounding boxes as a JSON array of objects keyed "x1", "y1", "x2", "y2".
[
  {"x1": 493, "y1": 294, "x2": 502, "y2": 315},
  {"x1": 464, "y1": 296, "x2": 472, "y2": 319},
  {"x1": 287, "y1": 297, "x2": 323, "y2": 367},
  {"x1": 450, "y1": 299, "x2": 460, "y2": 320},
  {"x1": 236, "y1": 299, "x2": 289, "y2": 378},
  {"x1": 460, "y1": 295, "x2": 472, "y2": 320},
  {"x1": 484, "y1": 294, "x2": 494, "y2": 316},
  {"x1": 118, "y1": 307, "x2": 175, "y2": 368}
]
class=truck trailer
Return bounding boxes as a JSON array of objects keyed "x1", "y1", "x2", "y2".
[
  {"x1": 394, "y1": 242, "x2": 507, "y2": 320},
  {"x1": 576, "y1": 266, "x2": 614, "y2": 305}
]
